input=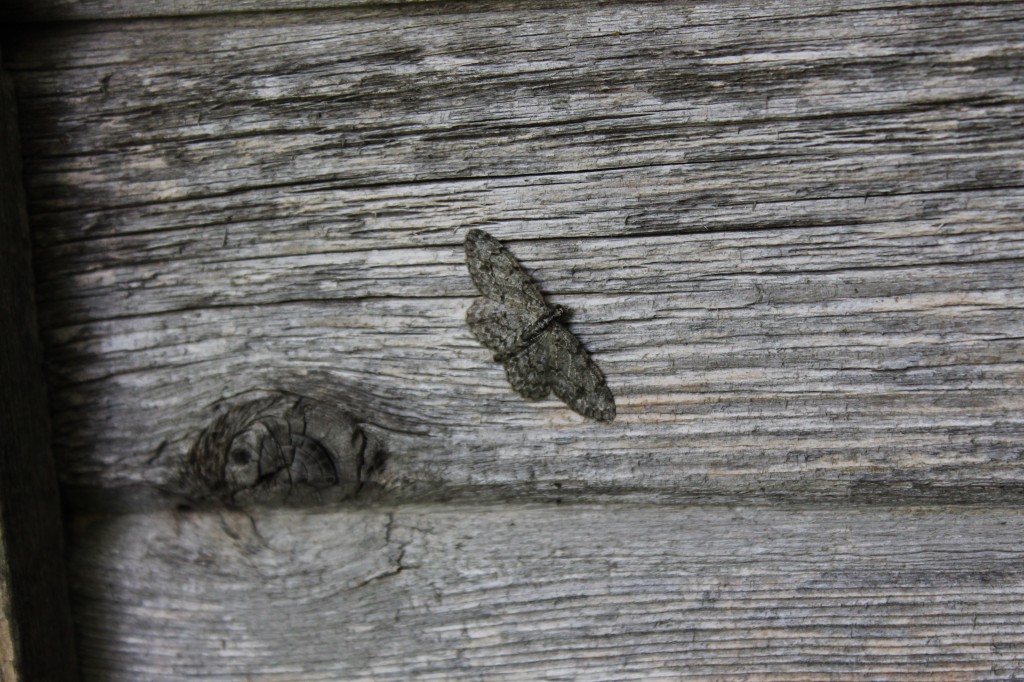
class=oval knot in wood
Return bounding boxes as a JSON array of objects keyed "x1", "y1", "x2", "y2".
[{"x1": 183, "y1": 393, "x2": 383, "y2": 506}]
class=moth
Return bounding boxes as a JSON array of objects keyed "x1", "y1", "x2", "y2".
[{"x1": 464, "y1": 228, "x2": 615, "y2": 421}]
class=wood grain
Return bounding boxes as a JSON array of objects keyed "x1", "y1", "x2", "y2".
[
  {"x1": 6, "y1": 0, "x2": 1010, "y2": 23},
  {"x1": 0, "y1": 73, "x2": 79, "y2": 682},
  {"x1": 7, "y1": 2, "x2": 1024, "y2": 678},
  {"x1": 5, "y1": 1, "x2": 1024, "y2": 508},
  {"x1": 2, "y1": 0, "x2": 429, "y2": 21},
  {"x1": 68, "y1": 503, "x2": 1024, "y2": 680}
]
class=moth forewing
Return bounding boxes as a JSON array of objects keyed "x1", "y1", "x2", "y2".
[{"x1": 465, "y1": 228, "x2": 548, "y2": 313}]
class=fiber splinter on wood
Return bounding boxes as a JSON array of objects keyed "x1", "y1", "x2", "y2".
[{"x1": 182, "y1": 392, "x2": 384, "y2": 506}]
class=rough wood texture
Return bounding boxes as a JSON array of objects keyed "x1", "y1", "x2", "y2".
[
  {"x1": 0, "y1": 72, "x2": 79, "y2": 682},
  {"x1": 5, "y1": 2, "x2": 1024, "y2": 678},
  {"x1": 3, "y1": 0, "x2": 1019, "y2": 22},
  {"x1": 68, "y1": 504, "x2": 1024, "y2": 680},
  {"x1": 182, "y1": 390, "x2": 386, "y2": 506},
  {"x1": 5, "y1": 1, "x2": 1023, "y2": 507},
  {"x1": 2, "y1": 0, "x2": 429, "y2": 21}
]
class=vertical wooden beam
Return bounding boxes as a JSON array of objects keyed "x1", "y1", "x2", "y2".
[{"x1": 0, "y1": 68, "x2": 79, "y2": 681}]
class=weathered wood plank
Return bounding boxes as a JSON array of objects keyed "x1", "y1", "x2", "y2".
[
  {"x1": 68, "y1": 504, "x2": 1024, "y2": 680},
  {"x1": 9, "y1": 3, "x2": 1024, "y2": 216},
  {"x1": 0, "y1": 72, "x2": 79, "y2": 682},
  {"x1": 6, "y1": 0, "x2": 1015, "y2": 23},
  {"x1": 5, "y1": 2, "x2": 1024, "y2": 507},
  {"x1": 34, "y1": 219, "x2": 1024, "y2": 508},
  {"x1": 1, "y1": 0, "x2": 424, "y2": 21},
  {"x1": 8, "y1": 3, "x2": 1024, "y2": 680}
]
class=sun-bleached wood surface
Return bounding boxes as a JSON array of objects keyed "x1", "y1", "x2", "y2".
[
  {"x1": 4, "y1": 0, "x2": 1024, "y2": 678},
  {"x1": 6, "y1": 0, "x2": 1024, "y2": 507},
  {"x1": 69, "y1": 504, "x2": 1024, "y2": 680}
]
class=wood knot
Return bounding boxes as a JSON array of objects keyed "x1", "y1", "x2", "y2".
[{"x1": 182, "y1": 392, "x2": 384, "y2": 506}]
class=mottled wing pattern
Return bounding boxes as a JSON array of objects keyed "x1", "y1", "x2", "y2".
[
  {"x1": 466, "y1": 298, "x2": 537, "y2": 357},
  {"x1": 465, "y1": 238, "x2": 557, "y2": 402},
  {"x1": 464, "y1": 229, "x2": 549, "y2": 315},
  {"x1": 464, "y1": 228, "x2": 616, "y2": 421},
  {"x1": 543, "y1": 324, "x2": 616, "y2": 421},
  {"x1": 501, "y1": 336, "x2": 552, "y2": 401}
]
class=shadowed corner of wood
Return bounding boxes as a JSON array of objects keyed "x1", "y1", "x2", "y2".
[{"x1": 178, "y1": 390, "x2": 389, "y2": 509}]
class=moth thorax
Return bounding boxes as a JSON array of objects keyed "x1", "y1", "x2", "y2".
[{"x1": 493, "y1": 304, "x2": 568, "y2": 362}]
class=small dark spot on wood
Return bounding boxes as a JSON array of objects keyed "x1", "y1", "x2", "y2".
[{"x1": 230, "y1": 448, "x2": 251, "y2": 466}]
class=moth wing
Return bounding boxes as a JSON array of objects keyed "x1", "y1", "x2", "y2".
[
  {"x1": 466, "y1": 297, "x2": 534, "y2": 356},
  {"x1": 503, "y1": 338, "x2": 553, "y2": 401},
  {"x1": 464, "y1": 229, "x2": 549, "y2": 314},
  {"x1": 543, "y1": 324, "x2": 616, "y2": 421},
  {"x1": 467, "y1": 298, "x2": 552, "y2": 401}
]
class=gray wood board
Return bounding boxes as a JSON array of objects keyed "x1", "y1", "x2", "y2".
[
  {"x1": 5, "y1": 0, "x2": 1014, "y2": 23},
  {"x1": 68, "y1": 503, "x2": 1024, "y2": 680},
  {"x1": 2, "y1": 0, "x2": 429, "y2": 21},
  {"x1": 5, "y1": 1, "x2": 1024, "y2": 506}
]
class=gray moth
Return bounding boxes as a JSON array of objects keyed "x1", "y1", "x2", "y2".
[{"x1": 464, "y1": 228, "x2": 616, "y2": 421}]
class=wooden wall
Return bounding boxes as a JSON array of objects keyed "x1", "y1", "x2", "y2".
[{"x1": 3, "y1": 0, "x2": 1024, "y2": 678}]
